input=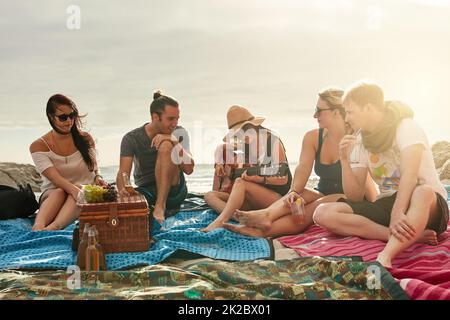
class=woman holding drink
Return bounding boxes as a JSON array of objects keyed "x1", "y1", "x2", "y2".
[{"x1": 225, "y1": 88, "x2": 377, "y2": 237}]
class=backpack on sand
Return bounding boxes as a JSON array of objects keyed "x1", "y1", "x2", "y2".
[{"x1": 0, "y1": 184, "x2": 39, "y2": 220}]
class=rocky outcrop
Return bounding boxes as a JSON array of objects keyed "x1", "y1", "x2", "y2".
[
  {"x1": 0, "y1": 162, "x2": 42, "y2": 192},
  {"x1": 439, "y1": 159, "x2": 450, "y2": 182},
  {"x1": 432, "y1": 141, "x2": 450, "y2": 181}
]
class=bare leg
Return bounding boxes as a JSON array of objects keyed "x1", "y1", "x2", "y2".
[
  {"x1": 234, "y1": 188, "x2": 325, "y2": 230},
  {"x1": 154, "y1": 141, "x2": 180, "y2": 223},
  {"x1": 313, "y1": 202, "x2": 390, "y2": 239},
  {"x1": 32, "y1": 189, "x2": 67, "y2": 231},
  {"x1": 204, "y1": 191, "x2": 251, "y2": 222},
  {"x1": 226, "y1": 193, "x2": 344, "y2": 237},
  {"x1": 202, "y1": 178, "x2": 281, "y2": 232},
  {"x1": 204, "y1": 191, "x2": 230, "y2": 214},
  {"x1": 313, "y1": 199, "x2": 439, "y2": 266},
  {"x1": 376, "y1": 185, "x2": 440, "y2": 268},
  {"x1": 44, "y1": 196, "x2": 80, "y2": 230}
]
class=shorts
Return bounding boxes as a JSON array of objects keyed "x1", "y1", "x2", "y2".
[
  {"x1": 136, "y1": 171, "x2": 188, "y2": 213},
  {"x1": 338, "y1": 191, "x2": 449, "y2": 234}
]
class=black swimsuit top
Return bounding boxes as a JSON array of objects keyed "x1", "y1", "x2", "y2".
[
  {"x1": 313, "y1": 128, "x2": 344, "y2": 195},
  {"x1": 241, "y1": 131, "x2": 292, "y2": 196}
]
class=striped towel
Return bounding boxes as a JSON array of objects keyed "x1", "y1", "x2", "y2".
[{"x1": 278, "y1": 211, "x2": 450, "y2": 300}]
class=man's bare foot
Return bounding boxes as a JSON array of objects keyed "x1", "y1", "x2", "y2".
[
  {"x1": 201, "y1": 219, "x2": 224, "y2": 232},
  {"x1": 376, "y1": 252, "x2": 392, "y2": 268},
  {"x1": 32, "y1": 223, "x2": 46, "y2": 231},
  {"x1": 153, "y1": 207, "x2": 165, "y2": 224},
  {"x1": 223, "y1": 223, "x2": 265, "y2": 237},
  {"x1": 417, "y1": 229, "x2": 438, "y2": 246},
  {"x1": 233, "y1": 209, "x2": 271, "y2": 231}
]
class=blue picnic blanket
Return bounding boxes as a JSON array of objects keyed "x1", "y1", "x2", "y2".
[{"x1": 0, "y1": 209, "x2": 272, "y2": 270}]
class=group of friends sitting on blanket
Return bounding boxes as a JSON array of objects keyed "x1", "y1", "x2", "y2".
[{"x1": 30, "y1": 80, "x2": 449, "y2": 268}]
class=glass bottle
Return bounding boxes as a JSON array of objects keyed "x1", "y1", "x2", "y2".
[
  {"x1": 91, "y1": 226, "x2": 107, "y2": 271},
  {"x1": 85, "y1": 228, "x2": 100, "y2": 272},
  {"x1": 76, "y1": 223, "x2": 90, "y2": 270}
]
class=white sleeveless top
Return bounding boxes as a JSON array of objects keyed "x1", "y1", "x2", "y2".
[{"x1": 31, "y1": 138, "x2": 96, "y2": 193}]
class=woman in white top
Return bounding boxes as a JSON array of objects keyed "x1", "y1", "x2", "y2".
[{"x1": 30, "y1": 94, "x2": 106, "y2": 231}]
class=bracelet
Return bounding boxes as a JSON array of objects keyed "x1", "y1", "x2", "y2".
[{"x1": 288, "y1": 189, "x2": 300, "y2": 195}]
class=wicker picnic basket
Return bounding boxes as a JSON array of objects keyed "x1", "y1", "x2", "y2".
[{"x1": 78, "y1": 193, "x2": 151, "y2": 253}]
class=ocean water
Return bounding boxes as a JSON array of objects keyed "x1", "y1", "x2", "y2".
[
  {"x1": 100, "y1": 163, "x2": 318, "y2": 194},
  {"x1": 100, "y1": 164, "x2": 213, "y2": 193}
]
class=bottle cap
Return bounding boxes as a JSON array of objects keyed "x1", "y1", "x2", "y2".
[{"x1": 83, "y1": 223, "x2": 91, "y2": 233}]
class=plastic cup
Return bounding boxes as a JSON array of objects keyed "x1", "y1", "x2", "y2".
[
  {"x1": 291, "y1": 197, "x2": 306, "y2": 224},
  {"x1": 122, "y1": 172, "x2": 136, "y2": 195},
  {"x1": 349, "y1": 133, "x2": 363, "y2": 164},
  {"x1": 76, "y1": 189, "x2": 86, "y2": 205},
  {"x1": 349, "y1": 143, "x2": 361, "y2": 164}
]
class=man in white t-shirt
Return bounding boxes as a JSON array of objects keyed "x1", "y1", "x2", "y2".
[{"x1": 312, "y1": 81, "x2": 449, "y2": 268}]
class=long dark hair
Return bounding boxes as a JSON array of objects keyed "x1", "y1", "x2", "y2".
[{"x1": 46, "y1": 94, "x2": 95, "y2": 171}]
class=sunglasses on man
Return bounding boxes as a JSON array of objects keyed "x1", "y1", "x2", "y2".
[{"x1": 54, "y1": 112, "x2": 76, "y2": 122}]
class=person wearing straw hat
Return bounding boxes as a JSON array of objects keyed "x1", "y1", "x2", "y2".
[
  {"x1": 203, "y1": 105, "x2": 293, "y2": 232},
  {"x1": 224, "y1": 88, "x2": 378, "y2": 238},
  {"x1": 209, "y1": 106, "x2": 266, "y2": 194}
]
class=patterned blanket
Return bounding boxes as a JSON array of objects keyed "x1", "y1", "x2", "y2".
[
  {"x1": 278, "y1": 214, "x2": 450, "y2": 300},
  {"x1": 0, "y1": 257, "x2": 407, "y2": 300}
]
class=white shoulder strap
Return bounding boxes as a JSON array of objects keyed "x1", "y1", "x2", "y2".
[{"x1": 39, "y1": 137, "x2": 51, "y2": 151}]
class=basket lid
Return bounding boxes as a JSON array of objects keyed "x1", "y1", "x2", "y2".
[{"x1": 79, "y1": 193, "x2": 149, "y2": 213}]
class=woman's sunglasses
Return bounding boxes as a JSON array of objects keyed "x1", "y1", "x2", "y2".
[
  {"x1": 54, "y1": 112, "x2": 76, "y2": 122},
  {"x1": 314, "y1": 106, "x2": 334, "y2": 115}
]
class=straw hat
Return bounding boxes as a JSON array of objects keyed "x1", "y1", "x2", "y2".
[{"x1": 223, "y1": 105, "x2": 265, "y2": 141}]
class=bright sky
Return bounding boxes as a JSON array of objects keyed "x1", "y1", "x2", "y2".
[{"x1": 1, "y1": 0, "x2": 449, "y2": 165}]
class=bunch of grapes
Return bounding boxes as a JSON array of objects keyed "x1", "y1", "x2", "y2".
[
  {"x1": 103, "y1": 183, "x2": 118, "y2": 202},
  {"x1": 83, "y1": 184, "x2": 108, "y2": 203}
]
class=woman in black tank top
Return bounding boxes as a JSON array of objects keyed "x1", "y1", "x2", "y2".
[
  {"x1": 225, "y1": 89, "x2": 377, "y2": 238},
  {"x1": 314, "y1": 127, "x2": 344, "y2": 195},
  {"x1": 203, "y1": 106, "x2": 292, "y2": 232}
]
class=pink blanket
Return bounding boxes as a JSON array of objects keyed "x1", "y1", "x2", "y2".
[{"x1": 278, "y1": 222, "x2": 450, "y2": 300}]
